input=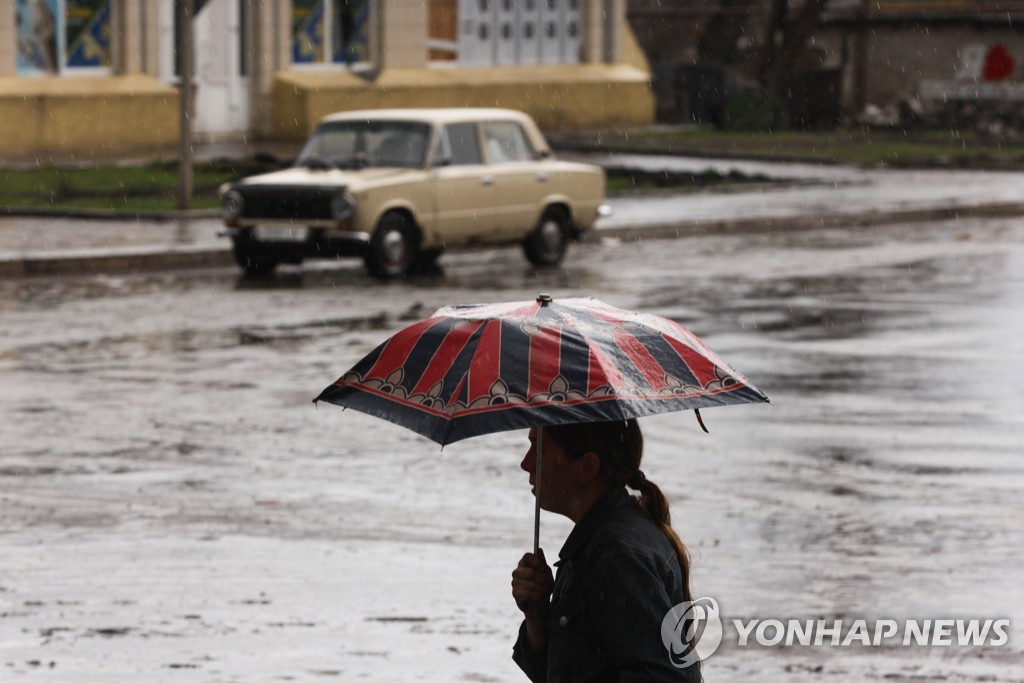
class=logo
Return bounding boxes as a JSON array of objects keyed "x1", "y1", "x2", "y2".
[
  {"x1": 660, "y1": 598, "x2": 1010, "y2": 664},
  {"x1": 660, "y1": 597, "x2": 723, "y2": 668}
]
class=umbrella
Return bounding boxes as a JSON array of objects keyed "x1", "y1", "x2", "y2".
[{"x1": 315, "y1": 294, "x2": 767, "y2": 549}]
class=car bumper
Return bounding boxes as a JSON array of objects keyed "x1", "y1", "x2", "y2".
[{"x1": 222, "y1": 226, "x2": 371, "y2": 262}]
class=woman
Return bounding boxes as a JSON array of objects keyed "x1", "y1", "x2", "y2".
[{"x1": 511, "y1": 420, "x2": 701, "y2": 682}]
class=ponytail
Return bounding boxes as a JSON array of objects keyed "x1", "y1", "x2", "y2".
[{"x1": 629, "y1": 475, "x2": 693, "y2": 604}]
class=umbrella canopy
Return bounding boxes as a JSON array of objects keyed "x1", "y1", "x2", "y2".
[{"x1": 315, "y1": 295, "x2": 768, "y2": 445}]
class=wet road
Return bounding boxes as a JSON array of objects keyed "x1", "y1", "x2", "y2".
[
  {"x1": 573, "y1": 154, "x2": 1024, "y2": 229},
  {"x1": 1, "y1": 216, "x2": 1022, "y2": 681}
]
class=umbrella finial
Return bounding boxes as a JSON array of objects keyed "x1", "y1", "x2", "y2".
[{"x1": 537, "y1": 293, "x2": 553, "y2": 306}]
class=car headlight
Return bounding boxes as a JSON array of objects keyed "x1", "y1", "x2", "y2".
[
  {"x1": 330, "y1": 191, "x2": 357, "y2": 221},
  {"x1": 221, "y1": 189, "x2": 244, "y2": 220}
]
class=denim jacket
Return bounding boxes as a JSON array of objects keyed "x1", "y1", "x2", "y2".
[{"x1": 512, "y1": 488, "x2": 701, "y2": 682}]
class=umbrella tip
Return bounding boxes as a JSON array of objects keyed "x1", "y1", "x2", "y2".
[
  {"x1": 537, "y1": 293, "x2": 553, "y2": 305},
  {"x1": 695, "y1": 409, "x2": 710, "y2": 434}
]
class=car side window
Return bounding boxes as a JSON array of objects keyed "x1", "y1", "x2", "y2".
[
  {"x1": 439, "y1": 123, "x2": 483, "y2": 166},
  {"x1": 482, "y1": 122, "x2": 535, "y2": 164}
]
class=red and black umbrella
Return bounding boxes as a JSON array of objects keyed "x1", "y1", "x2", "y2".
[
  {"x1": 316, "y1": 294, "x2": 767, "y2": 444},
  {"x1": 316, "y1": 294, "x2": 767, "y2": 549}
]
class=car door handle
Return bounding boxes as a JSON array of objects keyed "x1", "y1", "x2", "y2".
[
  {"x1": 480, "y1": 175, "x2": 495, "y2": 186},
  {"x1": 536, "y1": 172, "x2": 549, "y2": 182}
]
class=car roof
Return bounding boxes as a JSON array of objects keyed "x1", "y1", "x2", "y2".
[{"x1": 317, "y1": 108, "x2": 537, "y2": 127}]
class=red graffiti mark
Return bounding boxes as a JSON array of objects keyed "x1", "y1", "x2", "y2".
[{"x1": 983, "y1": 45, "x2": 1015, "y2": 82}]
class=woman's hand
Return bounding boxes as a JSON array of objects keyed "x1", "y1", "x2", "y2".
[{"x1": 511, "y1": 549, "x2": 554, "y2": 619}]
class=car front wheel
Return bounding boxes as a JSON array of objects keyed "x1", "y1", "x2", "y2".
[
  {"x1": 232, "y1": 235, "x2": 279, "y2": 277},
  {"x1": 524, "y1": 208, "x2": 570, "y2": 267},
  {"x1": 365, "y1": 211, "x2": 420, "y2": 278}
]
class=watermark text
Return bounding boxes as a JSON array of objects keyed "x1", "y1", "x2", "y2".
[
  {"x1": 732, "y1": 618, "x2": 1010, "y2": 648},
  {"x1": 661, "y1": 599, "x2": 1011, "y2": 668}
]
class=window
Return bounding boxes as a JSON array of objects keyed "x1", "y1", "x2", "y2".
[
  {"x1": 482, "y1": 122, "x2": 535, "y2": 164},
  {"x1": 293, "y1": 0, "x2": 371, "y2": 66},
  {"x1": 15, "y1": 0, "x2": 111, "y2": 76},
  {"x1": 297, "y1": 121, "x2": 431, "y2": 169},
  {"x1": 438, "y1": 123, "x2": 483, "y2": 166}
]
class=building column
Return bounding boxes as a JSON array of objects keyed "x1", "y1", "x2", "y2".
[
  {"x1": 118, "y1": 0, "x2": 165, "y2": 78},
  {"x1": 251, "y1": 0, "x2": 291, "y2": 137},
  {"x1": 607, "y1": 0, "x2": 625, "y2": 63},
  {"x1": 581, "y1": 0, "x2": 602, "y2": 64},
  {"x1": 0, "y1": 0, "x2": 15, "y2": 76},
  {"x1": 113, "y1": 0, "x2": 144, "y2": 74},
  {"x1": 378, "y1": 0, "x2": 426, "y2": 70},
  {"x1": 582, "y1": 0, "x2": 625, "y2": 65},
  {"x1": 141, "y1": 0, "x2": 162, "y2": 77}
]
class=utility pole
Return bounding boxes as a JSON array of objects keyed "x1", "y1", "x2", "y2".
[
  {"x1": 177, "y1": 0, "x2": 195, "y2": 210},
  {"x1": 853, "y1": 0, "x2": 869, "y2": 116}
]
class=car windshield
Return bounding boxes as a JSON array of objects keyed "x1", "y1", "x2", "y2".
[{"x1": 295, "y1": 120, "x2": 431, "y2": 169}]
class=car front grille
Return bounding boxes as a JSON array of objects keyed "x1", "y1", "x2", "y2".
[{"x1": 240, "y1": 187, "x2": 337, "y2": 221}]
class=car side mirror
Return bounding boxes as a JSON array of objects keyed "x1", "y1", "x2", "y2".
[
  {"x1": 434, "y1": 156, "x2": 452, "y2": 168},
  {"x1": 537, "y1": 149, "x2": 552, "y2": 160}
]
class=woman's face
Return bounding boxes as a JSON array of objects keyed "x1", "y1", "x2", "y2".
[{"x1": 520, "y1": 428, "x2": 583, "y2": 518}]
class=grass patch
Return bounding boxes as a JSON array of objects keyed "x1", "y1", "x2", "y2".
[
  {"x1": 605, "y1": 168, "x2": 780, "y2": 194},
  {"x1": 550, "y1": 127, "x2": 1024, "y2": 169},
  {"x1": 0, "y1": 159, "x2": 280, "y2": 213},
  {"x1": 1, "y1": 193, "x2": 222, "y2": 212}
]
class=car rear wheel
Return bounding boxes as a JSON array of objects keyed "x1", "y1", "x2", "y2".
[
  {"x1": 524, "y1": 208, "x2": 570, "y2": 267},
  {"x1": 365, "y1": 211, "x2": 420, "y2": 278}
]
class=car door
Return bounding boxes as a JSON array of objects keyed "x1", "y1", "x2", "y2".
[
  {"x1": 481, "y1": 121, "x2": 547, "y2": 240},
  {"x1": 430, "y1": 122, "x2": 502, "y2": 245}
]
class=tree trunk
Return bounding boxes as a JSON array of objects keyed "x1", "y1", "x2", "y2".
[
  {"x1": 697, "y1": 0, "x2": 760, "y2": 65},
  {"x1": 756, "y1": 0, "x2": 829, "y2": 85}
]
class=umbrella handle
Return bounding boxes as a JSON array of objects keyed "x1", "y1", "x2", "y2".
[{"x1": 533, "y1": 426, "x2": 543, "y2": 555}]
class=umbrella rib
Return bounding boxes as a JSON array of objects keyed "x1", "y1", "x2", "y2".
[{"x1": 439, "y1": 373, "x2": 468, "y2": 444}]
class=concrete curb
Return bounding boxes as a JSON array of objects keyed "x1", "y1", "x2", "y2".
[
  {"x1": 0, "y1": 246, "x2": 233, "y2": 278},
  {"x1": 0, "y1": 207, "x2": 219, "y2": 221},
  {"x1": 587, "y1": 202, "x2": 1024, "y2": 243},
  {"x1": 3, "y1": 201, "x2": 1024, "y2": 278}
]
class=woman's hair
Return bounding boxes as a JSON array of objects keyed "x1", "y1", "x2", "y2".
[{"x1": 546, "y1": 419, "x2": 693, "y2": 604}]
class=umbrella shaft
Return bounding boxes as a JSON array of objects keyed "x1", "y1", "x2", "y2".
[{"x1": 534, "y1": 426, "x2": 542, "y2": 555}]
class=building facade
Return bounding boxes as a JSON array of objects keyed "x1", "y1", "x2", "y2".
[
  {"x1": 624, "y1": 0, "x2": 1024, "y2": 125},
  {"x1": 0, "y1": 0, "x2": 654, "y2": 161},
  {"x1": 817, "y1": 1, "x2": 1024, "y2": 119}
]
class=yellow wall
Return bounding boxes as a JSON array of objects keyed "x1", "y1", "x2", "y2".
[
  {"x1": 272, "y1": 64, "x2": 655, "y2": 140},
  {"x1": 0, "y1": 75, "x2": 178, "y2": 161},
  {"x1": 0, "y1": 66, "x2": 652, "y2": 161}
]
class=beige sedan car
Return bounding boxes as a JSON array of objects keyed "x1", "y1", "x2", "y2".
[{"x1": 219, "y1": 108, "x2": 608, "y2": 277}]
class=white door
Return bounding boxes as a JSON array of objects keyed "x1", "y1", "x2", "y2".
[
  {"x1": 494, "y1": 0, "x2": 517, "y2": 66},
  {"x1": 459, "y1": 0, "x2": 494, "y2": 67},
  {"x1": 539, "y1": 0, "x2": 562, "y2": 65},
  {"x1": 159, "y1": 0, "x2": 251, "y2": 138},
  {"x1": 539, "y1": 0, "x2": 580, "y2": 65},
  {"x1": 518, "y1": 1, "x2": 541, "y2": 66},
  {"x1": 563, "y1": 0, "x2": 581, "y2": 64},
  {"x1": 458, "y1": 0, "x2": 578, "y2": 66},
  {"x1": 193, "y1": 0, "x2": 251, "y2": 138}
]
